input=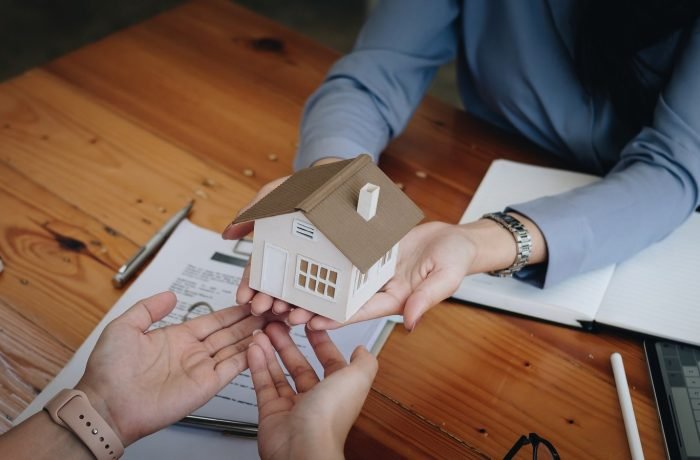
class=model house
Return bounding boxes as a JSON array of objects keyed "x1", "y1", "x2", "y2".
[{"x1": 233, "y1": 154, "x2": 424, "y2": 322}]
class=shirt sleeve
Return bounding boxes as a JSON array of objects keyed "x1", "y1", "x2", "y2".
[
  {"x1": 294, "y1": 0, "x2": 460, "y2": 170},
  {"x1": 509, "y1": 21, "x2": 700, "y2": 288}
]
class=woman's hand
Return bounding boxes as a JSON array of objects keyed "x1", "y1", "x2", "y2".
[
  {"x1": 224, "y1": 186, "x2": 474, "y2": 330},
  {"x1": 222, "y1": 152, "x2": 545, "y2": 333},
  {"x1": 76, "y1": 291, "x2": 267, "y2": 446},
  {"x1": 248, "y1": 322, "x2": 378, "y2": 460},
  {"x1": 222, "y1": 175, "x2": 291, "y2": 316},
  {"x1": 289, "y1": 221, "x2": 478, "y2": 331},
  {"x1": 285, "y1": 209, "x2": 547, "y2": 331}
]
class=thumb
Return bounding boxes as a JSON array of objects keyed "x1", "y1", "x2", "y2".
[
  {"x1": 117, "y1": 291, "x2": 177, "y2": 332},
  {"x1": 318, "y1": 346, "x2": 377, "y2": 432},
  {"x1": 322, "y1": 346, "x2": 377, "y2": 400},
  {"x1": 349, "y1": 346, "x2": 378, "y2": 384},
  {"x1": 403, "y1": 269, "x2": 462, "y2": 331}
]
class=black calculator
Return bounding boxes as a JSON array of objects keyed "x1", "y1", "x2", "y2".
[{"x1": 645, "y1": 339, "x2": 700, "y2": 460}]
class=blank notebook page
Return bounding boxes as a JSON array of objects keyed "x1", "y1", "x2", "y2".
[{"x1": 596, "y1": 212, "x2": 700, "y2": 344}]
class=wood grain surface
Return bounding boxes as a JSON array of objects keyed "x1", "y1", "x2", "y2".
[{"x1": 0, "y1": 1, "x2": 666, "y2": 458}]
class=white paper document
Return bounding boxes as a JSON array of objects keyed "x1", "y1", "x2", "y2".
[{"x1": 16, "y1": 219, "x2": 393, "y2": 459}]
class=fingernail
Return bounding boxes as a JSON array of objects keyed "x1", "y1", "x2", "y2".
[
  {"x1": 271, "y1": 308, "x2": 280, "y2": 316},
  {"x1": 410, "y1": 319, "x2": 420, "y2": 333},
  {"x1": 284, "y1": 318, "x2": 292, "y2": 328},
  {"x1": 305, "y1": 322, "x2": 315, "y2": 331},
  {"x1": 222, "y1": 222, "x2": 234, "y2": 237},
  {"x1": 250, "y1": 310, "x2": 261, "y2": 317},
  {"x1": 252, "y1": 329, "x2": 262, "y2": 336}
]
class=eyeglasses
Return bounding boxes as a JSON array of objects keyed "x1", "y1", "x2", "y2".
[{"x1": 503, "y1": 433, "x2": 560, "y2": 460}]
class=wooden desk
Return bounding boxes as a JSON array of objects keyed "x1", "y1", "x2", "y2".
[{"x1": 0, "y1": 1, "x2": 665, "y2": 458}]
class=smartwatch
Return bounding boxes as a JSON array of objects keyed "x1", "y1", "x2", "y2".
[{"x1": 44, "y1": 389, "x2": 124, "y2": 459}]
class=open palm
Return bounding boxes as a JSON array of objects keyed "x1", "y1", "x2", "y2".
[
  {"x1": 77, "y1": 292, "x2": 267, "y2": 445},
  {"x1": 248, "y1": 322, "x2": 377, "y2": 460},
  {"x1": 287, "y1": 221, "x2": 476, "y2": 331}
]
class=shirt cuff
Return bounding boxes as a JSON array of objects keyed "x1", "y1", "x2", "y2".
[
  {"x1": 293, "y1": 137, "x2": 378, "y2": 171},
  {"x1": 507, "y1": 196, "x2": 594, "y2": 288}
]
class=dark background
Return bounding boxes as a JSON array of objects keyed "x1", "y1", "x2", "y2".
[{"x1": 0, "y1": 0, "x2": 458, "y2": 105}]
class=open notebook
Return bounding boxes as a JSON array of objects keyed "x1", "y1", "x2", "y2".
[{"x1": 452, "y1": 160, "x2": 700, "y2": 346}]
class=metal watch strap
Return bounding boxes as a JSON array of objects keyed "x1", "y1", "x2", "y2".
[
  {"x1": 44, "y1": 389, "x2": 124, "y2": 460},
  {"x1": 481, "y1": 212, "x2": 532, "y2": 277}
]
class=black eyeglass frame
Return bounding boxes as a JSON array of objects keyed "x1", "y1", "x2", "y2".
[{"x1": 503, "y1": 432, "x2": 560, "y2": 460}]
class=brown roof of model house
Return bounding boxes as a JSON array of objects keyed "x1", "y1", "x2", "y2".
[{"x1": 234, "y1": 154, "x2": 424, "y2": 272}]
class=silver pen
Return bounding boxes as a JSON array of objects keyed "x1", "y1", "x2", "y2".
[{"x1": 112, "y1": 201, "x2": 194, "y2": 288}]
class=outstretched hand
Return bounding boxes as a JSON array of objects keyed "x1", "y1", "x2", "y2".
[
  {"x1": 76, "y1": 292, "x2": 267, "y2": 446},
  {"x1": 248, "y1": 322, "x2": 378, "y2": 460},
  {"x1": 222, "y1": 158, "x2": 484, "y2": 332}
]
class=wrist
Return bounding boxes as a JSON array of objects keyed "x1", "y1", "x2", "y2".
[
  {"x1": 74, "y1": 383, "x2": 127, "y2": 446},
  {"x1": 41, "y1": 387, "x2": 126, "y2": 459},
  {"x1": 457, "y1": 219, "x2": 515, "y2": 275},
  {"x1": 459, "y1": 212, "x2": 546, "y2": 275},
  {"x1": 507, "y1": 212, "x2": 546, "y2": 264},
  {"x1": 0, "y1": 411, "x2": 95, "y2": 460},
  {"x1": 284, "y1": 426, "x2": 344, "y2": 460},
  {"x1": 311, "y1": 157, "x2": 343, "y2": 167}
]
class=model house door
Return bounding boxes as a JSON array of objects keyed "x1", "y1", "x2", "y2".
[{"x1": 261, "y1": 243, "x2": 288, "y2": 297}]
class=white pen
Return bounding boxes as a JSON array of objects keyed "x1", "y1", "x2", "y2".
[
  {"x1": 112, "y1": 200, "x2": 194, "y2": 288},
  {"x1": 611, "y1": 352, "x2": 644, "y2": 460}
]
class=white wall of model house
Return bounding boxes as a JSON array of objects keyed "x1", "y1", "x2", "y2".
[
  {"x1": 249, "y1": 210, "x2": 398, "y2": 322},
  {"x1": 344, "y1": 243, "x2": 397, "y2": 319}
]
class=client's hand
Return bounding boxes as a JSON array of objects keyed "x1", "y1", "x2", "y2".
[
  {"x1": 249, "y1": 322, "x2": 378, "y2": 460},
  {"x1": 76, "y1": 291, "x2": 267, "y2": 446}
]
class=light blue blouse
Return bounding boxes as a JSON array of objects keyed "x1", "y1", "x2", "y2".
[{"x1": 295, "y1": 0, "x2": 700, "y2": 287}]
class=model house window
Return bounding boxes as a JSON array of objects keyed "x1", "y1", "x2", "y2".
[
  {"x1": 296, "y1": 256, "x2": 338, "y2": 300},
  {"x1": 293, "y1": 218, "x2": 317, "y2": 241},
  {"x1": 355, "y1": 270, "x2": 368, "y2": 293},
  {"x1": 380, "y1": 247, "x2": 393, "y2": 267}
]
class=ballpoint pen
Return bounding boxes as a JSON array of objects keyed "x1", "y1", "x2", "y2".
[
  {"x1": 112, "y1": 200, "x2": 194, "y2": 288},
  {"x1": 611, "y1": 352, "x2": 644, "y2": 460},
  {"x1": 177, "y1": 415, "x2": 258, "y2": 438}
]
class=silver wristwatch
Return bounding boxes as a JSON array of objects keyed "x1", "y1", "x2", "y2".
[{"x1": 481, "y1": 212, "x2": 532, "y2": 277}]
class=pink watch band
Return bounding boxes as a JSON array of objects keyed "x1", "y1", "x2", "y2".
[{"x1": 44, "y1": 389, "x2": 124, "y2": 459}]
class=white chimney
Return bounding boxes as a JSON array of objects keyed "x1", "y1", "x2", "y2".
[{"x1": 357, "y1": 183, "x2": 380, "y2": 221}]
